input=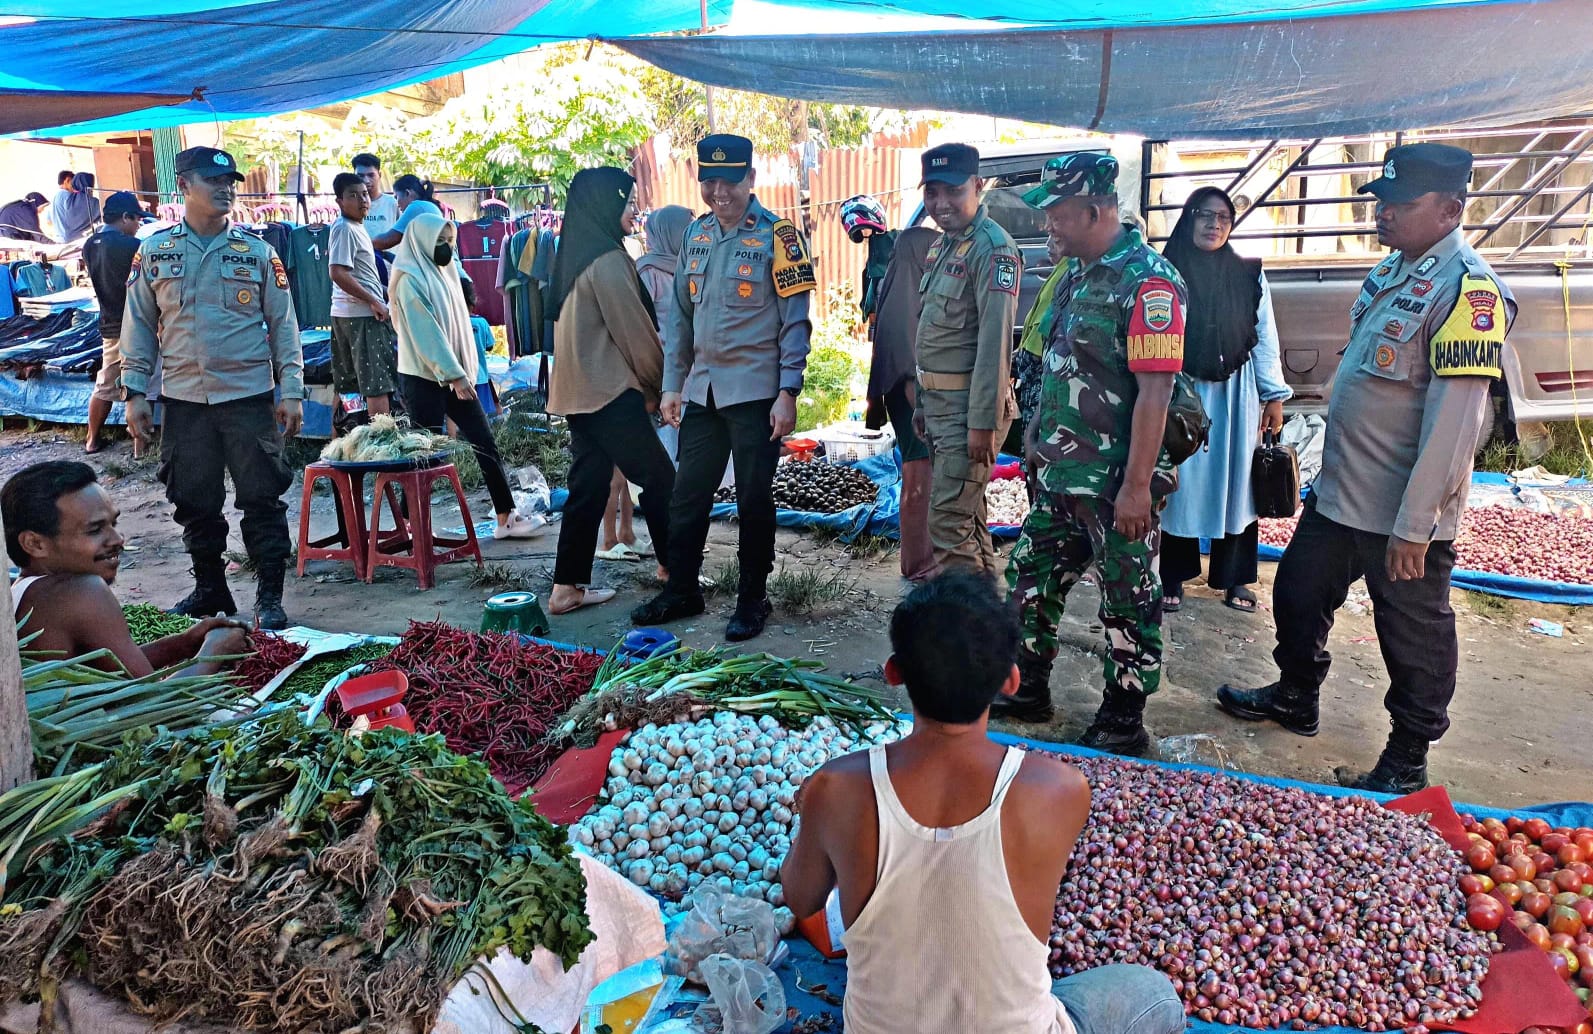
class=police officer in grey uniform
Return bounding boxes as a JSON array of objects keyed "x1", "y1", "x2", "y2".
[
  {"x1": 1217, "y1": 144, "x2": 1515, "y2": 794},
  {"x1": 123, "y1": 146, "x2": 304, "y2": 630},
  {"x1": 913, "y1": 143, "x2": 1023, "y2": 579},
  {"x1": 632, "y1": 134, "x2": 815, "y2": 642}
]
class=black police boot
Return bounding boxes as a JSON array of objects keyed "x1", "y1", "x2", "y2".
[
  {"x1": 1078, "y1": 687, "x2": 1152, "y2": 757},
  {"x1": 989, "y1": 649, "x2": 1055, "y2": 723},
  {"x1": 1216, "y1": 679, "x2": 1320, "y2": 737},
  {"x1": 168, "y1": 557, "x2": 237, "y2": 618},
  {"x1": 631, "y1": 587, "x2": 706, "y2": 626},
  {"x1": 1335, "y1": 724, "x2": 1430, "y2": 795},
  {"x1": 253, "y1": 563, "x2": 288, "y2": 631},
  {"x1": 725, "y1": 569, "x2": 772, "y2": 642}
]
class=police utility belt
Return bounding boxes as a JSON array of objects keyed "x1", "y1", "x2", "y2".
[{"x1": 917, "y1": 370, "x2": 972, "y2": 391}]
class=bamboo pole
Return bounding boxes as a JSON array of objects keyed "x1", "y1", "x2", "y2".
[{"x1": 0, "y1": 509, "x2": 33, "y2": 790}]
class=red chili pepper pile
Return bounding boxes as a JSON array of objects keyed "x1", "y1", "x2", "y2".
[
  {"x1": 232, "y1": 633, "x2": 309, "y2": 695},
  {"x1": 363, "y1": 620, "x2": 604, "y2": 795}
]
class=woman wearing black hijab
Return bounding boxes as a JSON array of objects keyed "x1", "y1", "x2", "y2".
[
  {"x1": 1158, "y1": 187, "x2": 1293, "y2": 613},
  {"x1": 546, "y1": 167, "x2": 675, "y2": 615}
]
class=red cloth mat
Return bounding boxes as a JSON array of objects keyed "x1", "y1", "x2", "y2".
[
  {"x1": 527, "y1": 729, "x2": 628, "y2": 824},
  {"x1": 1385, "y1": 787, "x2": 1590, "y2": 1033}
]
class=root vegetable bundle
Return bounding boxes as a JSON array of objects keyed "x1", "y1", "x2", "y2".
[
  {"x1": 1261, "y1": 505, "x2": 1593, "y2": 584},
  {"x1": 359, "y1": 620, "x2": 605, "y2": 795},
  {"x1": 318, "y1": 413, "x2": 457, "y2": 464},
  {"x1": 0, "y1": 712, "x2": 592, "y2": 1033},
  {"x1": 714, "y1": 461, "x2": 878, "y2": 514}
]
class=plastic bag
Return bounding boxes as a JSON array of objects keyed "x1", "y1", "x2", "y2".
[
  {"x1": 664, "y1": 884, "x2": 779, "y2": 984},
  {"x1": 511, "y1": 464, "x2": 551, "y2": 517},
  {"x1": 691, "y1": 954, "x2": 785, "y2": 1034}
]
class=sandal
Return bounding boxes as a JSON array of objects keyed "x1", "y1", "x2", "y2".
[
  {"x1": 549, "y1": 587, "x2": 616, "y2": 615},
  {"x1": 1224, "y1": 586, "x2": 1259, "y2": 613},
  {"x1": 1162, "y1": 582, "x2": 1183, "y2": 612},
  {"x1": 595, "y1": 543, "x2": 644, "y2": 562}
]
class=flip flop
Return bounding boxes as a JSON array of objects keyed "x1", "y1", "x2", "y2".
[
  {"x1": 595, "y1": 543, "x2": 643, "y2": 562},
  {"x1": 1163, "y1": 595, "x2": 1183, "y2": 612},
  {"x1": 1224, "y1": 586, "x2": 1259, "y2": 613},
  {"x1": 84, "y1": 442, "x2": 105, "y2": 455},
  {"x1": 549, "y1": 587, "x2": 616, "y2": 615}
]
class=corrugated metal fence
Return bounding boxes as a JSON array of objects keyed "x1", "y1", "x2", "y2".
[{"x1": 633, "y1": 134, "x2": 927, "y2": 314}]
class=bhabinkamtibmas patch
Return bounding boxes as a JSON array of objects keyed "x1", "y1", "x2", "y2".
[
  {"x1": 1126, "y1": 277, "x2": 1185, "y2": 372},
  {"x1": 1429, "y1": 273, "x2": 1505, "y2": 378},
  {"x1": 770, "y1": 220, "x2": 816, "y2": 297}
]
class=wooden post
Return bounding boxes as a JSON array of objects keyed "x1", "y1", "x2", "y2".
[{"x1": 0, "y1": 509, "x2": 32, "y2": 791}]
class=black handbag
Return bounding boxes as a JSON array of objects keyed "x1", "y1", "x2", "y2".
[
  {"x1": 1251, "y1": 429, "x2": 1301, "y2": 518},
  {"x1": 1163, "y1": 373, "x2": 1211, "y2": 465}
]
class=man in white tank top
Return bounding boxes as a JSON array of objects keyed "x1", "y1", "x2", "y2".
[
  {"x1": 4, "y1": 461, "x2": 249, "y2": 677},
  {"x1": 781, "y1": 572, "x2": 1185, "y2": 1034}
]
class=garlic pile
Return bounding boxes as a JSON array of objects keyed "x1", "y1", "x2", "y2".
[
  {"x1": 986, "y1": 477, "x2": 1030, "y2": 526},
  {"x1": 573, "y1": 712, "x2": 908, "y2": 924}
]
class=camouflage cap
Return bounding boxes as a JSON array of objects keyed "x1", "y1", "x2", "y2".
[{"x1": 1023, "y1": 151, "x2": 1118, "y2": 209}]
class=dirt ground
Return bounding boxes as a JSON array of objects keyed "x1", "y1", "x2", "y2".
[{"x1": 9, "y1": 426, "x2": 1589, "y2": 813}]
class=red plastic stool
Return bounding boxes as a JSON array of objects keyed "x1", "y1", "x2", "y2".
[
  {"x1": 297, "y1": 463, "x2": 404, "y2": 581},
  {"x1": 336, "y1": 669, "x2": 414, "y2": 733},
  {"x1": 365, "y1": 462, "x2": 484, "y2": 589}
]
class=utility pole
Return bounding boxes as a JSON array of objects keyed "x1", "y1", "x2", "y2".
[{"x1": 702, "y1": 0, "x2": 717, "y2": 132}]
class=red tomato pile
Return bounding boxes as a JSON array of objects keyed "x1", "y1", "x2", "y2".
[{"x1": 1460, "y1": 813, "x2": 1593, "y2": 1025}]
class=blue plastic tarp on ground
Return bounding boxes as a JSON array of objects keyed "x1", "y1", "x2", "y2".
[
  {"x1": 0, "y1": 368, "x2": 334, "y2": 438},
  {"x1": 711, "y1": 450, "x2": 901, "y2": 542},
  {"x1": 769, "y1": 727, "x2": 1593, "y2": 1034}
]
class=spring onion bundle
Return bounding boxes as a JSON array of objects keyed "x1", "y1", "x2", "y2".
[
  {"x1": 553, "y1": 645, "x2": 896, "y2": 747},
  {"x1": 319, "y1": 414, "x2": 458, "y2": 464}
]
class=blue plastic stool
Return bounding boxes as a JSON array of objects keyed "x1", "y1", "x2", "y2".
[{"x1": 619, "y1": 628, "x2": 679, "y2": 659}]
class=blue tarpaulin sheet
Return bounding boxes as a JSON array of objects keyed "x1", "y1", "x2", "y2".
[
  {"x1": 710, "y1": 450, "x2": 901, "y2": 542},
  {"x1": 767, "y1": 728, "x2": 1593, "y2": 1034},
  {"x1": 0, "y1": 368, "x2": 335, "y2": 437}
]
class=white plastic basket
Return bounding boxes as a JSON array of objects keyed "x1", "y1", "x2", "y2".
[{"x1": 812, "y1": 421, "x2": 896, "y2": 464}]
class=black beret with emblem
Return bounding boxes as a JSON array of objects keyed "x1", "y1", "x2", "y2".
[
  {"x1": 1358, "y1": 143, "x2": 1472, "y2": 204},
  {"x1": 697, "y1": 134, "x2": 753, "y2": 183},
  {"x1": 173, "y1": 146, "x2": 245, "y2": 183}
]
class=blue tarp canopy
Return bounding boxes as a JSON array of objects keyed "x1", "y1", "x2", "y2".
[
  {"x1": 614, "y1": 0, "x2": 1593, "y2": 137},
  {"x1": 1, "y1": 0, "x2": 731, "y2": 138}
]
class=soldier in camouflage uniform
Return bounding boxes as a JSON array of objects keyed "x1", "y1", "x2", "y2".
[{"x1": 996, "y1": 153, "x2": 1186, "y2": 758}]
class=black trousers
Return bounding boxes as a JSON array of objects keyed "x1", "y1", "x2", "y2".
[
  {"x1": 400, "y1": 373, "x2": 514, "y2": 515},
  {"x1": 667, "y1": 392, "x2": 780, "y2": 597},
  {"x1": 158, "y1": 392, "x2": 293, "y2": 566},
  {"x1": 1272, "y1": 496, "x2": 1458, "y2": 742},
  {"x1": 1161, "y1": 522, "x2": 1259, "y2": 592},
  {"x1": 555, "y1": 389, "x2": 676, "y2": 585}
]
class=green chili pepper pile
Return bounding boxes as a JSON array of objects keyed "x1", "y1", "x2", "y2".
[
  {"x1": 271, "y1": 641, "x2": 398, "y2": 703},
  {"x1": 0, "y1": 712, "x2": 591, "y2": 1032},
  {"x1": 121, "y1": 604, "x2": 195, "y2": 645}
]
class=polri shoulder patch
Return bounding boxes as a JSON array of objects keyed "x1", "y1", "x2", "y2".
[
  {"x1": 269, "y1": 255, "x2": 289, "y2": 290},
  {"x1": 126, "y1": 251, "x2": 142, "y2": 286},
  {"x1": 1429, "y1": 273, "x2": 1505, "y2": 378},
  {"x1": 770, "y1": 219, "x2": 815, "y2": 297}
]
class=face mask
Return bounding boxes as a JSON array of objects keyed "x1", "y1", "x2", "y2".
[{"x1": 432, "y1": 242, "x2": 453, "y2": 266}]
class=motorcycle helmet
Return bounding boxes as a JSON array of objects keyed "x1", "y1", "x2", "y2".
[{"x1": 840, "y1": 194, "x2": 888, "y2": 243}]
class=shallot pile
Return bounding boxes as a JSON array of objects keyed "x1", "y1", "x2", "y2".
[
  {"x1": 1049, "y1": 752, "x2": 1493, "y2": 1030},
  {"x1": 986, "y1": 476, "x2": 1030, "y2": 526},
  {"x1": 1261, "y1": 505, "x2": 1593, "y2": 584},
  {"x1": 573, "y1": 713, "x2": 907, "y2": 927},
  {"x1": 715, "y1": 461, "x2": 878, "y2": 514}
]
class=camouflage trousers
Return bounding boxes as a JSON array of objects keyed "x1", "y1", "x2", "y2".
[{"x1": 1005, "y1": 488, "x2": 1165, "y2": 696}]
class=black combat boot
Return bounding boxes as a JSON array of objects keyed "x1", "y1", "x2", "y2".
[
  {"x1": 631, "y1": 588, "x2": 706, "y2": 626},
  {"x1": 253, "y1": 562, "x2": 288, "y2": 631},
  {"x1": 725, "y1": 568, "x2": 772, "y2": 642},
  {"x1": 988, "y1": 649, "x2": 1055, "y2": 723},
  {"x1": 168, "y1": 556, "x2": 237, "y2": 618},
  {"x1": 1078, "y1": 687, "x2": 1152, "y2": 757},
  {"x1": 1335, "y1": 724, "x2": 1430, "y2": 795},
  {"x1": 1216, "y1": 679, "x2": 1320, "y2": 737}
]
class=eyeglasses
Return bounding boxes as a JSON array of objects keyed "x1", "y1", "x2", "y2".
[{"x1": 1193, "y1": 209, "x2": 1233, "y2": 228}]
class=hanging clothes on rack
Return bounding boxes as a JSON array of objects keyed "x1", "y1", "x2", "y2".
[
  {"x1": 10, "y1": 259, "x2": 70, "y2": 298},
  {"x1": 456, "y1": 213, "x2": 511, "y2": 326},
  {"x1": 497, "y1": 226, "x2": 548, "y2": 358},
  {"x1": 285, "y1": 222, "x2": 333, "y2": 328}
]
